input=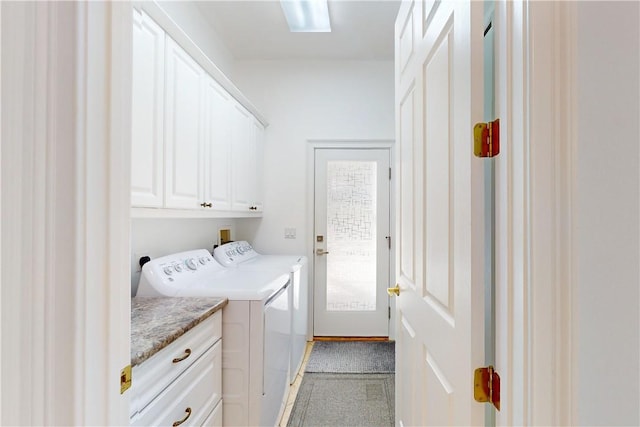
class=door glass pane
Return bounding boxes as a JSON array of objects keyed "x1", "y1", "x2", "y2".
[{"x1": 326, "y1": 160, "x2": 377, "y2": 311}]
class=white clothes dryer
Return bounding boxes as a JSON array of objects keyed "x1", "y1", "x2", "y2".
[
  {"x1": 214, "y1": 241, "x2": 309, "y2": 384},
  {"x1": 136, "y1": 249, "x2": 291, "y2": 427}
]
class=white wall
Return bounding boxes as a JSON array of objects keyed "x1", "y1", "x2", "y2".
[
  {"x1": 130, "y1": 218, "x2": 239, "y2": 296},
  {"x1": 233, "y1": 60, "x2": 395, "y2": 255},
  {"x1": 574, "y1": 2, "x2": 639, "y2": 424},
  {"x1": 155, "y1": 1, "x2": 235, "y2": 78}
]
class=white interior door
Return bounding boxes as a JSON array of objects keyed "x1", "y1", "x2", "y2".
[
  {"x1": 394, "y1": 0, "x2": 485, "y2": 425},
  {"x1": 313, "y1": 148, "x2": 391, "y2": 337}
]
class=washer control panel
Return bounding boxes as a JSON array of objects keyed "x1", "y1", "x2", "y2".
[
  {"x1": 137, "y1": 249, "x2": 226, "y2": 297},
  {"x1": 213, "y1": 241, "x2": 259, "y2": 267}
]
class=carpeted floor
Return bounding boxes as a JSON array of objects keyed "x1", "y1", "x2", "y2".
[
  {"x1": 286, "y1": 373, "x2": 395, "y2": 427},
  {"x1": 286, "y1": 341, "x2": 395, "y2": 426},
  {"x1": 305, "y1": 341, "x2": 395, "y2": 374}
]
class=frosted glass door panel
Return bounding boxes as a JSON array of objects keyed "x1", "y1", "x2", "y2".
[{"x1": 326, "y1": 161, "x2": 377, "y2": 311}]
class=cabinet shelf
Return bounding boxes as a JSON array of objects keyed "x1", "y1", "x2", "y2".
[{"x1": 131, "y1": 207, "x2": 263, "y2": 219}]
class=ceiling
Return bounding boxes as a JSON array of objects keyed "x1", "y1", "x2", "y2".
[{"x1": 195, "y1": 0, "x2": 401, "y2": 61}]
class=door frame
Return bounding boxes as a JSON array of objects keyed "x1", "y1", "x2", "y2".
[
  {"x1": 1, "y1": 2, "x2": 132, "y2": 425},
  {"x1": 306, "y1": 139, "x2": 395, "y2": 340},
  {"x1": 494, "y1": 1, "x2": 574, "y2": 425}
]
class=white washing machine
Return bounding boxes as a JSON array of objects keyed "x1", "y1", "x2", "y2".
[
  {"x1": 136, "y1": 249, "x2": 291, "y2": 427},
  {"x1": 214, "y1": 241, "x2": 308, "y2": 384}
]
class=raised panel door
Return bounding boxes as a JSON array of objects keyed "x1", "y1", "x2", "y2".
[
  {"x1": 394, "y1": 0, "x2": 486, "y2": 425},
  {"x1": 131, "y1": 9, "x2": 164, "y2": 207},
  {"x1": 164, "y1": 37, "x2": 204, "y2": 209},
  {"x1": 251, "y1": 120, "x2": 265, "y2": 212},
  {"x1": 230, "y1": 103, "x2": 253, "y2": 212},
  {"x1": 203, "y1": 76, "x2": 232, "y2": 211}
]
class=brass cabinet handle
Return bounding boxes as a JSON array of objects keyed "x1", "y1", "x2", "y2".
[
  {"x1": 387, "y1": 285, "x2": 400, "y2": 296},
  {"x1": 172, "y1": 407, "x2": 192, "y2": 426},
  {"x1": 172, "y1": 348, "x2": 191, "y2": 363},
  {"x1": 200, "y1": 202, "x2": 212, "y2": 208}
]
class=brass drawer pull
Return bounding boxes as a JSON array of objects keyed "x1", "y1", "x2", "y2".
[
  {"x1": 172, "y1": 348, "x2": 191, "y2": 363},
  {"x1": 172, "y1": 407, "x2": 192, "y2": 426}
]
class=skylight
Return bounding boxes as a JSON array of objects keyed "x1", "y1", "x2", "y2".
[{"x1": 280, "y1": 0, "x2": 331, "y2": 33}]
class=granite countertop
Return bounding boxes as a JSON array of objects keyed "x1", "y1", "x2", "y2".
[{"x1": 131, "y1": 297, "x2": 228, "y2": 367}]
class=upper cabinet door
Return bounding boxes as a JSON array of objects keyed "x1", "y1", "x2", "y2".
[
  {"x1": 131, "y1": 9, "x2": 165, "y2": 207},
  {"x1": 230, "y1": 102, "x2": 254, "y2": 212},
  {"x1": 202, "y1": 76, "x2": 232, "y2": 211},
  {"x1": 251, "y1": 120, "x2": 265, "y2": 212},
  {"x1": 164, "y1": 37, "x2": 204, "y2": 209}
]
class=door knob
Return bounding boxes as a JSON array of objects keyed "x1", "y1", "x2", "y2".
[
  {"x1": 387, "y1": 285, "x2": 400, "y2": 296},
  {"x1": 315, "y1": 249, "x2": 329, "y2": 256}
]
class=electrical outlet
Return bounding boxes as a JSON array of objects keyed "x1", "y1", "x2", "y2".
[
  {"x1": 284, "y1": 228, "x2": 296, "y2": 239},
  {"x1": 134, "y1": 252, "x2": 151, "y2": 271}
]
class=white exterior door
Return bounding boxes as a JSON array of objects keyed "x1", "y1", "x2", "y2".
[
  {"x1": 313, "y1": 148, "x2": 391, "y2": 337},
  {"x1": 394, "y1": 0, "x2": 485, "y2": 425}
]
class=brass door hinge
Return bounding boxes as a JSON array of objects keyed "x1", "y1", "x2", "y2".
[
  {"x1": 474, "y1": 118, "x2": 500, "y2": 158},
  {"x1": 120, "y1": 364, "x2": 132, "y2": 394},
  {"x1": 474, "y1": 365, "x2": 500, "y2": 410}
]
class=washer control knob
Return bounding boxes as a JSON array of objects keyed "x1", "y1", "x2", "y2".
[
  {"x1": 186, "y1": 258, "x2": 198, "y2": 270},
  {"x1": 173, "y1": 263, "x2": 183, "y2": 273},
  {"x1": 198, "y1": 257, "x2": 206, "y2": 265},
  {"x1": 163, "y1": 266, "x2": 173, "y2": 275}
]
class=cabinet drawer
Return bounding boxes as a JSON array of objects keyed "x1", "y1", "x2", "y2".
[
  {"x1": 201, "y1": 399, "x2": 222, "y2": 427},
  {"x1": 132, "y1": 340, "x2": 222, "y2": 426},
  {"x1": 131, "y1": 311, "x2": 221, "y2": 416}
]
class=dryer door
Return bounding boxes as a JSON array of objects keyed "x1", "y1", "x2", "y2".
[{"x1": 261, "y1": 282, "x2": 291, "y2": 426}]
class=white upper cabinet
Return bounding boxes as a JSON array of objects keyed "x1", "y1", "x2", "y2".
[
  {"x1": 231, "y1": 109, "x2": 264, "y2": 213},
  {"x1": 131, "y1": 9, "x2": 165, "y2": 207},
  {"x1": 130, "y1": 8, "x2": 266, "y2": 218},
  {"x1": 251, "y1": 119, "x2": 265, "y2": 212},
  {"x1": 164, "y1": 37, "x2": 204, "y2": 209},
  {"x1": 231, "y1": 103, "x2": 264, "y2": 212},
  {"x1": 230, "y1": 103, "x2": 254, "y2": 212},
  {"x1": 202, "y1": 76, "x2": 232, "y2": 211}
]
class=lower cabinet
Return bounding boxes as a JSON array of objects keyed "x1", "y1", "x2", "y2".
[{"x1": 130, "y1": 312, "x2": 222, "y2": 427}]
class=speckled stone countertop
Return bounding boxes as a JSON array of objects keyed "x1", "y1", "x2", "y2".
[{"x1": 131, "y1": 297, "x2": 227, "y2": 367}]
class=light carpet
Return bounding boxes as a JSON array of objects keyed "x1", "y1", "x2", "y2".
[
  {"x1": 286, "y1": 373, "x2": 395, "y2": 427},
  {"x1": 305, "y1": 341, "x2": 395, "y2": 374}
]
